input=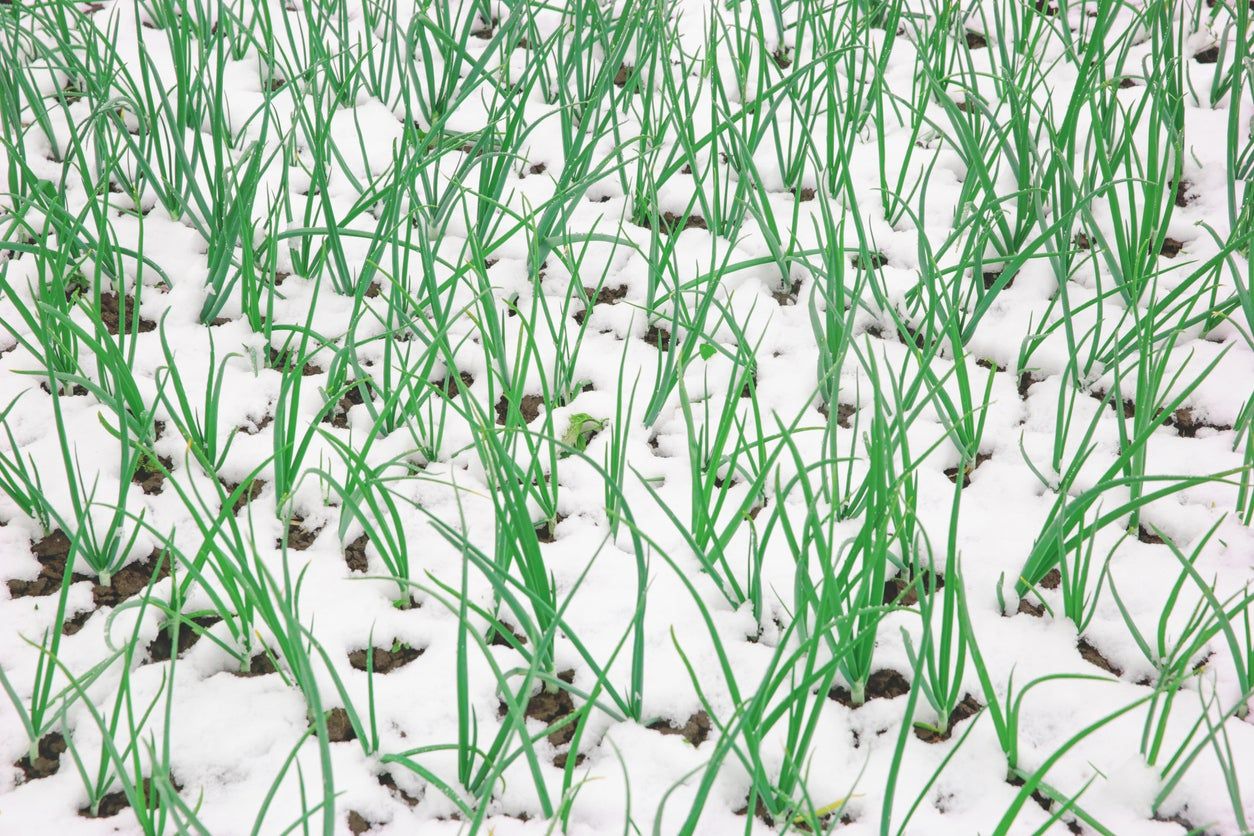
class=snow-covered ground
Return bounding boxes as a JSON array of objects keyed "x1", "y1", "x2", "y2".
[{"x1": 1, "y1": 0, "x2": 1253, "y2": 833}]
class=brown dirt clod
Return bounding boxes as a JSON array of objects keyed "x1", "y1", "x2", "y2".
[
  {"x1": 92, "y1": 550, "x2": 171, "y2": 608},
  {"x1": 914, "y1": 694, "x2": 983, "y2": 743},
  {"x1": 347, "y1": 811, "x2": 372, "y2": 834},
  {"x1": 1018, "y1": 370, "x2": 1043, "y2": 399},
  {"x1": 1017, "y1": 597, "x2": 1046, "y2": 617},
  {"x1": 133, "y1": 455, "x2": 173, "y2": 495},
  {"x1": 79, "y1": 776, "x2": 181, "y2": 819},
  {"x1": 223, "y1": 477, "x2": 265, "y2": 515},
  {"x1": 644, "y1": 324, "x2": 672, "y2": 351},
  {"x1": 982, "y1": 270, "x2": 1016, "y2": 290},
  {"x1": 647, "y1": 710, "x2": 711, "y2": 747},
  {"x1": 15, "y1": 732, "x2": 67, "y2": 782},
  {"x1": 378, "y1": 771, "x2": 422, "y2": 807},
  {"x1": 7, "y1": 531, "x2": 92, "y2": 598},
  {"x1": 345, "y1": 533, "x2": 370, "y2": 572},
  {"x1": 882, "y1": 568, "x2": 945, "y2": 607},
  {"x1": 943, "y1": 452, "x2": 992, "y2": 487},
  {"x1": 524, "y1": 670, "x2": 578, "y2": 746},
  {"x1": 773, "y1": 277, "x2": 803, "y2": 306},
  {"x1": 1167, "y1": 407, "x2": 1231, "y2": 438},
  {"x1": 348, "y1": 643, "x2": 424, "y2": 674},
  {"x1": 1078, "y1": 638, "x2": 1122, "y2": 676},
  {"x1": 147, "y1": 615, "x2": 222, "y2": 662},
  {"x1": 851, "y1": 251, "x2": 888, "y2": 271},
  {"x1": 1194, "y1": 45, "x2": 1219, "y2": 64},
  {"x1": 495, "y1": 393, "x2": 544, "y2": 425},
  {"x1": 829, "y1": 669, "x2": 911, "y2": 707},
  {"x1": 438, "y1": 370, "x2": 475, "y2": 398},
  {"x1": 282, "y1": 516, "x2": 323, "y2": 551},
  {"x1": 321, "y1": 708, "x2": 358, "y2": 743},
  {"x1": 99, "y1": 292, "x2": 156, "y2": 335},
  {"x1": 231, "y1": 652, "x2": 279, "y2": 677}
]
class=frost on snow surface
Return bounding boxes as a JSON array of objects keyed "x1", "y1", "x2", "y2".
[{"x1": 1, "y1": 0, "x2": 1253, "y2": 834}]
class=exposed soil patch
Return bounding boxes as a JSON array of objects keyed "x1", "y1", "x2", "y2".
[
  {"x1": 268, "y1": 344, "x2": 322, "y2": 376},
  {"x1": 238, "y1": 412, "x2": 273, "y2": 435},
  {"x1": 39, "y1": 381, "x2": 89, "y2": 397},
  {"x1": 883, "y1": 567, "x2": 944, "y2": 606},
  {"x1": 61, "y1": 609, "x2": 92, "y2": 635},
  {"x1": 344, "y1": 533, "x2": 370, "y2": 572},
  {"x1": 1194, "y1": 45, "x2": 1219, "y2": 64},
  {"x1": 436, "y1": 370, "x2": 475, "y2": 398},
  {"x1": 552, "y1": 750, "x2": 586, "y2": 769},
  {"x1": 644, "y1": 324, "x2": 672, "y2": 351},
  {"x1": 733, "y1": 796, "x2": 777, "y2": 828},
  {"x1": 521, "y1": 670, "x2": 577, "y2": 746},
  {"x1": 735, "y1": 796, "x2": 853, "y2": 829},
  {"x1": 661, "y1": 211, "x2": 707, "y2": 234},
  {"x1": 97, "y1": 292, "x2": 156, "y2": 334},
  {"x1": 147, "y1": 615, "x2": 222, "y2": 662},
  {"x1": 1152, "y1": 810, "x2": 1210, "y2": 834},
  {"x1": 349, "y1": 643, "x2": 424, "y2": 674},
  {"x1": 982, "y1": 270, "x2": 1015, "y2": 290},
  {"x1": 132, "y1": 455, "x2": 172, "y2": 495},
  {"x1": 1006, "y1": 775, "x2": 1065, "y2": 821},
  {"x1": 614, "y1": 64, "x2": 632, "y2": 87},
  {"x1": 222, "y1": 477, "x2": 265, "y2": 515},
  {"x1": 792, "y1": 186, "x2": 816, "y2": 201},
  {"x1": 944, "y1": 452, "x2": 992, "y2": 487},
  {"x1": 914, "y1": 694, "x2": 982, "y2": 743},
  {"x1": 231, "y1": 652, "x2": 279, "y2": 677},
  {"x1": 281, "y1": 516, "x2": 323, "y2": 551},
  {"x1": 1174, "y1": 179, "x2": 1195, "y2": 208},
  {"x1": 773, "y1": 276, "x2": 803, "y2": 306},
  {"x1": 965, "y1": 30, "x2": 987, "y2": 49},
  {"x1": 15, "y1": 732, "x2": 67, "y2": 782},
  {"x1": 1137, "y1": 525, "x2": 1165, "y2": 545},
  {"x1": 1039, "y1": 568, "x2": 1062, "y2": 590},
  {"x1": 637, "y1": 210, "x2": 707, "y2": 235},
  {"x1": 487, "y1": 621, "x2": 528, "y2": 648},
  {"x1": 535, "y1": 514, "x2": 567, "y2": 543},
  {"x1": 318, "y1": 707, "x2": 357, "y2": 743},
  {"x1": 574, "y1": 283, "x2": 628, "y2": 324},
  {"x1": 1078, "y1": 638, "x2": 1122, "y2": 676},
  {"x1": 1090, "y1": 388, "x2": 1135, "y2": 419},
  {"x1": 378, "y1": 771, "x2": 421, "y2": 807},
  {"x1": 79, "y1": 776, "x2": 182, "y2": 819},
  {"x1": 850, "y1": 251, "x2": 888, "y2": 270},
  {"x1": 495, "y1": 392, "x2": 544, "y2": 425},
  {"x1": 817, "y1": 401, "x2": 856, "y2": 428},
  {"x1": 647, "y1": 710, "x2": 711, "y2": 746},
  {"x1": 327, "y1": 380, "x2": 373, "y2": 429},
  {"x1": 830, "y1": 668, "x2": 910, "y2": 707},
  {"x1": 347, "y1": 810, "x2": 373, "y2": 834},
  {"x1": 1167, "y1": 407, "x2": 1231, "y2": 437},
  {"x1": 1160, "y1": 237, "x2": 1184, "y2": 258},
  {"x1": 1017, "y1": 597, "x2": 1046, "y2": 617},
  {"x1": 82, "y1": 550, "x2": 170, "y2": 608},
  {"x1": 7, "y1": 531, "x2": 92, "y2": 598}
]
